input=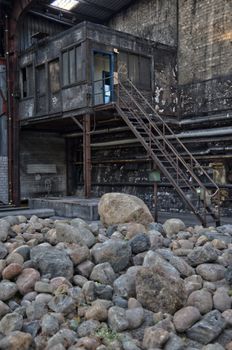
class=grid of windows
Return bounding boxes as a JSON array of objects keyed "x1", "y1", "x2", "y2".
[{"x1": 62, "y1": 45, "x2": 82, "y2": 86}]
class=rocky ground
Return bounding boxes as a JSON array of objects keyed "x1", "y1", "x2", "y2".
[{"x1": 0, "y1": 193, "x2": 232, "y2": 349}]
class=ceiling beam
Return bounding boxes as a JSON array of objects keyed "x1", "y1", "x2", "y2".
[
  {"x1": 43, "y1": 4, "x2": 103, "y2": 23},
  {"x1": 29, "y1": 10, "x2": 73, "y2": 26}
]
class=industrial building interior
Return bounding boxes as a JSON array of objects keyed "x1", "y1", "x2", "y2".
[{"x1": 0, "y1": 0, "x2": 232, "y2": 225}]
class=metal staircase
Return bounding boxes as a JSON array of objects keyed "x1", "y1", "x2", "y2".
[{"x1": 114, "y1": 73, "x2": 221, "y2": 226}]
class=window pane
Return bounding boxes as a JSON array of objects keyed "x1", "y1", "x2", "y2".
[
  {"x1": 76, "y1": 45, "x2": 82, "y2": 82},
  {"x1": 22, "y1": 68, "x2": 27, "y2": 98},
  {"x1": 140, "y1": 56, "x2": 151, "y2": 90},
  {"x1": 69, "y1": 48, "x2": 75, "y2": 84},
  {"x1": 36, "y1": 65, "x2": 46, "y2": 95},
  {"x1": 49, "y1": 59, "x2": 60, "y2": 93},
  {"x1": 62, "y1": 51, "x2": 69, "y2": 86},
  {"x1": 128, "y1": 54, "x2": 139, "y2": 85},
  {"x1": 27, "y1": 65, "x2": 34, "y2": 96}
]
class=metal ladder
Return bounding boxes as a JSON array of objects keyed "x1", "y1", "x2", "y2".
[{"x1": 114, "y1": 74, "x2": 221, "y2": 226}]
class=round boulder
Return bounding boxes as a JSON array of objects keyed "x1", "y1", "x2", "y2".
[
  {"x1": 173, "y1": 306, "x2": 201, "y2": 332},
  {"x1": 98, "y1": 193, "x2": 153, "y2": 226},
  {"x1": 163, "y1": 218, "x2": 185, "y2": 238}
]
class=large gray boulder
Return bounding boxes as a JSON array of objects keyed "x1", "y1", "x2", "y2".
[
  {"x1": 98, "y1": 193, "x2": 153, "y2": 226},
  {"x1": 173, "y1": 306, "x2": 201, "y2": 332},
  {"x1": 187, "y1": 244, "x2": 218, "y2": 266},
  {"x1": 30, "y1": 244, "x2": 73, "y2": 280},
  {"x1": 143, "y1": 250, "x2": 180, "y2": 280},
  {"x1": 0, "y1": 281, "x2": 18, "y2": 301},
  {"x1": 55, "y1": 222, "x2": 95, "y2": 247},
  {"x1": 0, "y1": 220, "x2": 10, "y2": 242},
  {"x1": 135, "y1": 267, "x2": 186, "y2": 314},
  {"x1": 91, "y1": 239, "x2": 131, "y2": 272},
  {"x1": 163, "y1": 218, "x2": 185, "y2": 238},
  {"x1": 113, "y1": 266, "x2": 141, "y2": 298},
  {"x1": 186, "y1": 310, "x2": 226, "y2": 344}
]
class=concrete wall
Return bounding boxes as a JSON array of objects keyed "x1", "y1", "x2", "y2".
[
  {"x1": 0, "y1": 156, "x2": 8, "y2": 204},
  {"x1": 178, "y1": 0, "x2": 232, "y2": 117},
  {"x1": 178, "y1": 0, "x2": 232, "y2": 84},
  {"x1": 108, "y1": 0, "x2": 178, "y2": 47},
  {"x1": 109, "y1": 0, "x2": 232, "y2": 118},
  {"x1": 0, "y1": 116, "x2": 8, "y2": 204},
  {"x1": 20, "y1": 131, "x2": 66, "y2": 199}
]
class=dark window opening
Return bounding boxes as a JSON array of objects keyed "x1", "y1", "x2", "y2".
[
  {"x1": 49, "y1": 59, "x2": 60, "y2": 93},
  {"x1": 21, "y1": 65, "x2": 33, "y2": 98},
  {"x1": 36, "y1": 64, "x2": 46, "y2": 114},
  {"x1": 62, "y1": 44, "x2": 82, "y2": 86}
]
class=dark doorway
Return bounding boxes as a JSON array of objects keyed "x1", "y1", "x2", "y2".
[{"x1": 93, "y1": 51, "x2": 114, "y2": 105}]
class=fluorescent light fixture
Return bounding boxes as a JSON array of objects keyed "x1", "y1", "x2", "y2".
[{"x1": 51, "y1": 0, "x2": 79, "y2": 11}]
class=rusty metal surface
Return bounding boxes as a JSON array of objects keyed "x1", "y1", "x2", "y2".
[
  {"x1": 114, "y1": 72, "x2": 221, "y2": 225},
  {"x1": 83, "y1": 114, "x2": 91, "y2": 198}
]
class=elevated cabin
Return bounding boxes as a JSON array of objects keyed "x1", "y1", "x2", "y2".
[
  {"x1": 18, "y1": 21, "x2": 178, "y2": 206},
  {"x1": 19, "y1": 21, "x2": 177, "y2": 122}
]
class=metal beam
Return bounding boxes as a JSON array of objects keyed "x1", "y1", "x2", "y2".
[
  {"x1": 29, "y1": 10, "x2": 73, "y2": 26},
  {"x1": 83, "y1": 114, "x2": 91, "y2": 198},
  {"x1": 43, "y1": 4, "x2": 104, "y2": 23},
  {"x1": 71, "y1": 116, "x2": 83, "y2": 130}
]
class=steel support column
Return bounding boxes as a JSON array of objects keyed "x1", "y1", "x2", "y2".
[
  {"x1": 4, "y1": 1, "x2": 37, "y2": 206},
  {"x1": 83, "y1": 114, "x2": 91, "y2": 198}
]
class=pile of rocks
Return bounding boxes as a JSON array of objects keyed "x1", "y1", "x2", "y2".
[{"x1": 0, "y1": 193, "x2": 231, "y2": 349}]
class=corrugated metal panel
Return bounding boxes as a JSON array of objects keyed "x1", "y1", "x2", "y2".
[
  {"x1": 19, "y1": 14, "x2": 66, "y2": 52},
  {"x1": 87, "y1": 0, "x2": 133, "y2": 11},
  {"x1": 71, "y1": 0, "x2": 134, "y2": 20}
]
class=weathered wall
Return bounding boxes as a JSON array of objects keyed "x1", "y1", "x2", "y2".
[
  {"x1": 0, "y1": 156, "x2": 8, "y2": 204},
  {"x1": 178, "y1": 0, "x2": 232, "y2": 117},
  {"x1": 108, "y1": 0, "x2": 178, "y2": 47},
  {"x1": 18, "y1": 13, "x2": 66, "y2": 52},
  {"x1": 153, "y1": 49, "x2": 178, "y2": 117},
  {"x1": 0, "y1": 116, "x2": 8, "y2": 204},
  {"x1": 20, "y1": 131, "x2": 66, "y2": 199}
]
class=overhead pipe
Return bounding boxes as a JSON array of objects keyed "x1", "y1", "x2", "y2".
[
  {"x1": 175, "y1": 126, "x2": 232, "y2": 139},
  {"x1": 91, "y1": 139, "x2": 138, "y2": 147},
  {"x1": 64, "y1": 124, "x2": 232, "y2": 141},
  {"x1": 63, "y1": 126, "x2": 130, "y2": 138},
  {"x1": 179, "y1": 113, "x2": 232, "y2": 126}
]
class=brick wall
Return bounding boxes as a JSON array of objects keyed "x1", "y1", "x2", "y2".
[
  {"x1": 108, "y1": 0, "x2": 178, "y2": 47},
  {"x1": 178, "y1": 0, "x2": 232, "y2": 85},
  {"x1": 0, "y1": 156, "x2": 8, "y2": 204}
]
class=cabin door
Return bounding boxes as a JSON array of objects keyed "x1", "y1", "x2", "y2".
[{"x1": 93, "y1": 51, "x2": 114, "y2": 106}]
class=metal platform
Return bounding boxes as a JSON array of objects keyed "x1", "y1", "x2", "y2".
[{"x1": 29, "y1": 196, "x2": 99, "y2": 221}]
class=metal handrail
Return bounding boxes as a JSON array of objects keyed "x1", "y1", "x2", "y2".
[
  {"x1": 115, "y1": 73, "x2": 219, "y2": 198},
  {"x1": 117, "y1": 93, "x2": 198, "y2": 194},
  {"x1": 117, "y1": 81, "x2": 208, "y2": 190}
]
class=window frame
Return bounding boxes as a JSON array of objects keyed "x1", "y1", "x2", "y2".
[
  {"x1": 20, "y1": 64, "x2": 34, "y2": 99},
  {"x1": 61, "y1": 44, "x2": 83, "y2": 87},
  {"x1": 48, "y1": 58, "x2": 61, "y2": 94},
  {"x1": 35, "y1": 63, "x2": 47, "y2": 115}
]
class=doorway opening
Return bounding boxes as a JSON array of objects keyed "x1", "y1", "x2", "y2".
[{"x1": 93, "y1": 51, "x2": 114, "y2": 106}]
